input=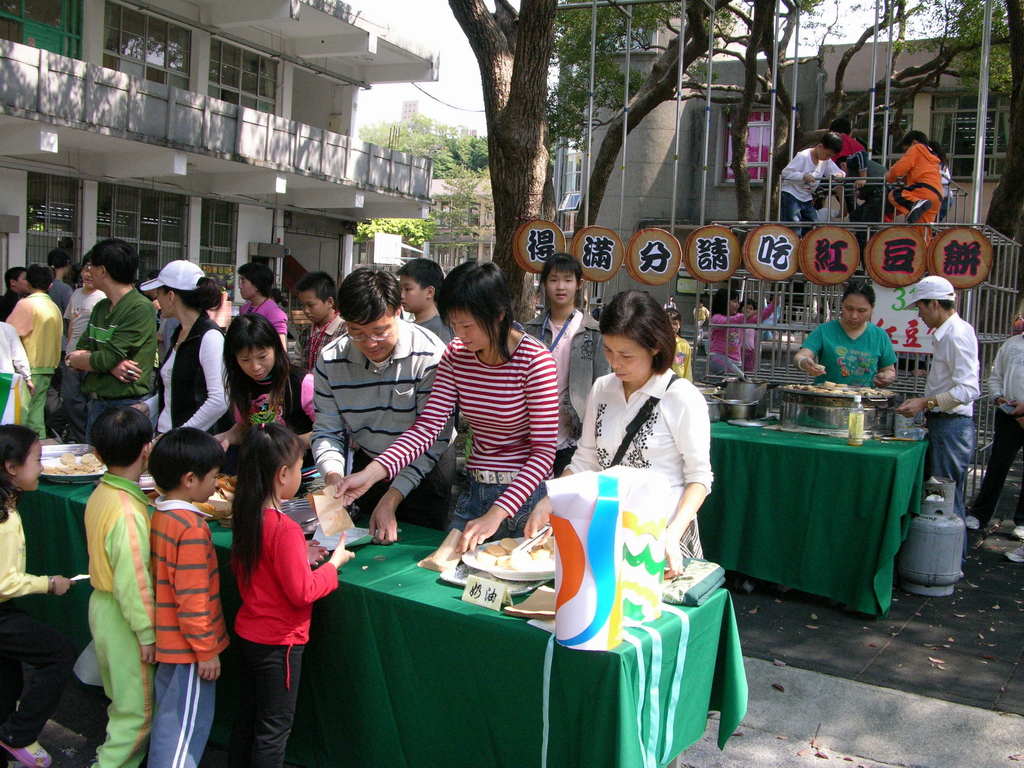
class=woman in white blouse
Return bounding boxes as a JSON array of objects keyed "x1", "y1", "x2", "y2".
[
  {"x1": 526, "y1": 290, "x2": 713, "y2": 577},
  {"x1": 138, "y1": 261, "x2": 229, "y2": 435}
]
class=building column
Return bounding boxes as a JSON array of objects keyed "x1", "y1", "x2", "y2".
[
  {"x1": 81, "y1": 180, "x2": 99, "y2": 252},
  {"x1": 341, "y1": 233, "x2": 354, "y2": 276},
  {"x1": 0, "y1": 169, "x2": 27, "y2": 267},
  {"x1": 187, "y1": 196, "x2": 202, "y2": 262}
]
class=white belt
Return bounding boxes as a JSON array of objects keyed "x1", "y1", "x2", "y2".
[{"x1": 471, "y1": 469, "x2": 518, "y2": 485}]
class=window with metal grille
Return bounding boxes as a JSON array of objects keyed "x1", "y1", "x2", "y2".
[
  {"x1": 103, "y1": 1, "x2": 190, "y2": 90},
  {"x1": 26, "y1": 172, "x2": 79, "y2": 263},
  {"x1": 0, "y1": 0, "x2": 81, "y2": 58},
  {"x1": 930, "y1": 94, "x2": 1010, "y2": 180},
  {"x1": 199, "y1": 198, "x2": 236, "y2": 288},
  {"x1": 96, "y1": 183, "x2": 187, "y2": 277},
  {"x1": 209, "y1": 39, "x2": 277, "y2": 114}
]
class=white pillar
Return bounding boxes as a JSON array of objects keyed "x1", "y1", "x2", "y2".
[
  {"x1": 81, "y1": 180, "x2": 99, "y2": 252},
  {"x1": 187, "y1": 196, "x2": 203, "y2": 262},
  {"x1": 0, "y1": 170, "x2": 27, "y2": 266},
  {"x1": 341, "y1": 233, "x2": 354, "y2": 277},
  {"x1": 80, "y1": 0, "x2": 105, "y2": 66}
]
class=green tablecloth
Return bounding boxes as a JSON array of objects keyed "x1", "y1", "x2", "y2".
[
  {"x1": 17, "y1": 481, "x2": 748, "y2": 768},
  {"x1": 701, "y1": 423, "x2": 928, "y2": 617}
]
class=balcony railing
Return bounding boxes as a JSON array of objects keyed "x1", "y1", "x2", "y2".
[{"x1": 0, "y1": 40, "x2": 432, "y2": 200}]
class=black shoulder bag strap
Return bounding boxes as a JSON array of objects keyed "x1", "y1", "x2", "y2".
[{"x1": 609, "y1": 374, "x2": 679, "y2": 467}]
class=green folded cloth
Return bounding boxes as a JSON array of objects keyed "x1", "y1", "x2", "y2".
[{"x1": 662, "y1": 558, "x2": 726, "y2": 606}]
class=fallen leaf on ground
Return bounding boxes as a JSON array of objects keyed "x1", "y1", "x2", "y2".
[
  {"x1": 806, "y1": 624, "x2": 819, "y2": 629},
  {"x1": 748, "y1": 606, "x2": 759, "y2": 614},
  {"x1": 867, "y1": 643, "x2": 877, "y2": 647},
  {"x1": 811, "y1": 613, "x2": 818, "y2": 620},
  {"x1": 1009, "y1": 754, "x2": 1023, "y2": 761},
  {"x1": 816, "y1": 751, "x2": 829, "y2": 759},
  {"x1": 954, "y1": 613, "x2": 967, "y2": 618},
  {"x1": 774, "y1": 659, "x2": 787, "y2": 667},
  {"x1": 797, "y1": 748, "x2": 808, "y2": 757},
  {"x1": 929, "y1": 656, "x2": 946, "y2": 664},
  {"x1": 777, "y1": 735, "x2": 789, "y2": 740},
  {"x1": 772, "y1": 683, "x2": 786, "y2": 692}
]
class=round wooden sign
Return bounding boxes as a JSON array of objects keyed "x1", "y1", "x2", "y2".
[
  {"x1": 798, "y1": 226, "x2": 861, "y2": 286},
  {"x1": 512, "y1": 220, "x2": 566, "y2": 274},
  {"x1": 624, "y1": 228, "x2": 682, "y2": 286},
  {"x1": 926, "y1": 227, "x2": 993, "y2": 289},
  {"x1": 570, "y1": 226, "x2": 624, "y2": 283},
  {"x1": 741, "y1": 224, "x2": 800, "y2": 281},
  {"x1": 864, "y1": 227, "x2": 927, "y2": 288},
  {"x1": 681, "y1": 225, "x2": 741, "y2": 283}
]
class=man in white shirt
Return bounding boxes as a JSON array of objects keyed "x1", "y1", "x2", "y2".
[
  {"x1": 896, "y1": 276, "x2": 980, "y2": 548},
  {"x1": 964, "y1": 328, "x2": 1024, "y2": 558},
  {"x1": 780, "y1": 132, "x2": 845, "y2": 235}
]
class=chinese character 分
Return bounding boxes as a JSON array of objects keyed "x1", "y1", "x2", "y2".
[
  {"x1": 638, "y1": 240, "x2": 671, "y2": 273},
  {"x1": 812, "y1": 239, "x2": 849, "y2": 273},
  {"x1": 881, "y1": 238, "x2": 917, "y2": 274},
  {"x1": 755, "y1": 235, "x2": 792, "y2": 271},
  {"x1": 527, "y1": 228, "x2": 556, "y2": 263},
  {"x1": 942, "y1": 240, "x2": 982, "y2": 277},
  {"x1": 581, "y1": 235, "x2": 615, "y2": 271},
  {"x1": 695, "y1": 236, "x2": 730, "y2": 271}
]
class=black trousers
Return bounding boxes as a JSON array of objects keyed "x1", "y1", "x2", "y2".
[
  {"x1": 970, "y1": 408, "x2": 1024, "y2": 526},
  {"x1": 0, "y1": 601, "x2": 76, "y2": 748},
  {"x1": 553, "y1": 445, "x2": 577, "y2": 478},
  {"x1": 228, "y1": 638, "x2": 305, "y2": 768},
  {"x1": 351, "y1": 445, "x2": 456, "y2": 531}
]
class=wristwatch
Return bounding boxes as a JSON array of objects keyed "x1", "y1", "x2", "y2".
[{"x1": 925, "y1": 397, "x2": 938, "y2": 411}]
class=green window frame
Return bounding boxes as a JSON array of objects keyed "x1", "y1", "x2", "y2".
[{"x1": 0, "y1": 0, "x2": 82, "y2": 58}]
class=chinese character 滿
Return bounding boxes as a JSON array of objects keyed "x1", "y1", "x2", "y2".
[{"x1": 581, "y1": 235, "x2": 615, "y2": 271}]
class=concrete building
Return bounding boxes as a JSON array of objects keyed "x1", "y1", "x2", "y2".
[{"x1": 0, "y1": 0, "x2": 438, "y2": 303}]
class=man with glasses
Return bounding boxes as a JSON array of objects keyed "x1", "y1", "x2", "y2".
[{"x1": 312, "y1": 268, "x2": 455, "y2": 541}]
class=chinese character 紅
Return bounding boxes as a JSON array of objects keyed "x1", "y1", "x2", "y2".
[
  {"x1": 581, "y1": 235, "x2": 615, "y2": 271},
  {"x1": 942, "y1": 240, "x2": 982, "y2": 277},
  {"x1": 469, "y1": 582, "x2": 482, "y2": 599},
  {"x1": 527, "y1": 228, "x2": 556, "y2": 263},
  {"x1": 812, "y1": 238, "x2": 849, "y2": 273},
  {"x1": 875, "y1": 319, "x2": 898, "y2": 345},
  {"x1": 484, "y1": 587, "x2": 498, "y2": 604},
  {"x1": 755, "y1": 235, "x2": 793, "y2": 271},
  {"x1": 881, "y1": 238, "x2": 917, "y2": 274},
  {"x1": 638, "y1": 240, "x2": 671, "y2": 274},
  {"x1": 695, "y1": 236, "x2": 730, "y2": 271}
]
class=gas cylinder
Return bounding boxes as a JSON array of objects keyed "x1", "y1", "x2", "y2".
[{"x1": 897, "y1": 477, "x2": 964, "y2": 597}]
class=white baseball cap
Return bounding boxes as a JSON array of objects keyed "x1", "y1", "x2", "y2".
[
  {"x1": 912, "y1": 275, "x2": 956, "y2": 303},
  {"x1": 140, "y1": 260, "x2": 206, "y2": 292}
]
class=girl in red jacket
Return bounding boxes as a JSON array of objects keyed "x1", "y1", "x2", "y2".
[{"x1": 228, "y1": 423, "x2": 353, "y2": 768}]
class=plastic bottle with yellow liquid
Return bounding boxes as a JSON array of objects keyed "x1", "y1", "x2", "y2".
[{"x1": 848, "y1": 394, "x2": 865, "y2": 446}]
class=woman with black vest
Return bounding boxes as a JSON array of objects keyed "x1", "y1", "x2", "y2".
[{"x1": 140, "y1": 261, "x2": 229, "y2": 434}]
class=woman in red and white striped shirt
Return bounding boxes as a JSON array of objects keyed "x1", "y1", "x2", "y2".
[{"x1": 337, "y1": 262, "x2": 558, "y2": 552}]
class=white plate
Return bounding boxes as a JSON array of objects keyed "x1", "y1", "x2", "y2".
[
  {"x1": 462, "y1": 538, "x2": 556, "y2": 582},
  {"x1": 439, "y1": 562, "x2": 549, "y2": 595},
  {"x1": 40, "y1": 458, "x2": 105, "y2": 483}
]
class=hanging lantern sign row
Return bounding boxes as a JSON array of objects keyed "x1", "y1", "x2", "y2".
[{"x1": 514, "y1": 220, "x2": 992, "y2": 290}]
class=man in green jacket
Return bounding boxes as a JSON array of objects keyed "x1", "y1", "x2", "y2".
[{"x1": 65, "y1": 239, "x2": 157, "y2": 441}]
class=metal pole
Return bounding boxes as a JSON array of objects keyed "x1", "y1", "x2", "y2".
[
  {"x1": 881, "y1": 1, "x2": 895, "y2": 169},
  {"x1": 618, "y1": 9, "x2": 633, "y2": 234},
  {"x1": 766, "y1": 0, "x2": 781, "y2": 219},
  {"x1": 583, "y1": 0, "x2": 598, "y2": 227},
  {"x1": 867, "y1": 0, "x2": 880, "y2": 155},
  {"x1": 972, "y1": 0, "x2": 994, "y2": 223},
  {"x1": 699, "y1": 4, "x2": 715, "y2": 225},
  {"x1": 789, "y1": 8, "x2": 800, "y2": 161},
  {"x1": 670, "y1": 0, "x2": 687, "y2": 233}
]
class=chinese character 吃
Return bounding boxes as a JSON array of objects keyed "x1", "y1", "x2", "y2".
[
  {"x1": 812, "y1": 238, "x2": 849, "y2": 273},
  {"x1": 695, "y1": 236, "x2": 730, "y2": 271},
  {"x1": 581, "y1": 235, "x2": 615, "y2": 271},
  {"x1": 527, "y1": 228, "x2": 556, "y2": 263},
  {"x1": 637, "y1": 240, "x2": 671, "y2": 274},
  {"x1": 755, "y1": 235, "x2": 793, "y2": 271},
  {"x1": 881, "y1": 238, "x2": 917, "y2": 274},
  {"x1": 942, "y1": 240, "x2": 982, "y2": 277}
]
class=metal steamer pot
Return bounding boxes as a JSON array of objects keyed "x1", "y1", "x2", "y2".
[
  {"x1": 711, "y1": 380, "x2": 770, "y2": 422},
  {"x1": 779, "y1": 386, "x2": 896, "y2": 437},
  {"x1": 698, "y1": 386, "x2": 722, "y2": 423}
]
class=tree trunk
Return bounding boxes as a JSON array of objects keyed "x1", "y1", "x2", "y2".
[
  {"x1": 450, "y1": 0, "x2": 557, "y2": 321},
  {"x1": 986, "y1": 0, "x2": 1024, "y2": 252}
]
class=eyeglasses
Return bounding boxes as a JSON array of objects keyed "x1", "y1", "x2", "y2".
[{"x1": 348, "y1": 327, "x2": 393, "y2": 343}]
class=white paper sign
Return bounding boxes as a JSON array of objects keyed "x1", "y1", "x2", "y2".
[
  {"x1": 871, "y1": 283, "x2": 934, "y2": 355},
  {"x1": 461, "y1": 575, "x2": 512, "y2": 611}
]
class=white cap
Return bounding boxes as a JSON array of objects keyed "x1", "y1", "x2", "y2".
[
  {"x1": 140, "y1": 260, "x2": 206, "y2": 292},
  {"x1": 912, "y1": 275, "x2": 956, "y2": 303}
]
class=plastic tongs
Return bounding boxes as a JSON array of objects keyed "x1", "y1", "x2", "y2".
[{"x1": 511, "y1": 523, "x2": 552, "y2": 556}]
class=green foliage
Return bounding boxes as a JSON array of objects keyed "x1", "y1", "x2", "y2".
[
  {"x1": 433, "y1": 177, "x2": 493, "y2": 240},
  {"x1": 355, "y1": 219, "x2": 438, "y2": 247},
  {"x1": 359, "y1": 114, "x2": 489, "y2": 178}
]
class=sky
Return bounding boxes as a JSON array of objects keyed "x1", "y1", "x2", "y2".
[{"x1": 355, "y1": 1, "x2": 489, "y2": 137}]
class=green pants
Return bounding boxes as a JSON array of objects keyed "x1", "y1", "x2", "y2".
[
  {"x1": 24, "y1": 373, "x2": 51, "y2": 439},
  {"x1": 88, "y1": 590, "x2": 153, "y2": 768}
]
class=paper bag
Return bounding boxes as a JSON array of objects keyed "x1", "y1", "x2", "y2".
[
  {"x1": 418, "y1": 529, "x2": 463, "y2": 573},
  {"x1": 306, "y1": 490, "x2": 354, "y2": 537},
  {"x1": 612, "y1": 467, "x2": 670, "y2": 625}
]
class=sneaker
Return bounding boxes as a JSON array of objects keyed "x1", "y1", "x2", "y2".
[
  {"x1": 0, "y1": 740, "x2": 50, "y2": 767},
  {"x1": 1007, "y1": 545, "x2": 1024, "y2": 563},
  {"x1": 906, "y1": 199, "x2": 932, "y2": 223},
  {"x1": 964, "y1": 515, "x2": 981, "y2": 530},
  {"x1": 1013, "y1": 525, "x2": 1024, "y2": 541}
]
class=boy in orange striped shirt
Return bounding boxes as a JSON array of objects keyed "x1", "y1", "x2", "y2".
[{"x1": 147, "y1": 427, "x2": 229, "y2": 768}]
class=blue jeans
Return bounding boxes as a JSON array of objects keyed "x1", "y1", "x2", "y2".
[
  {"x1": 449, "y1": 477, "x2": 545, "y2": 538},
  {"x1": 925, "y1": 413, "x2": 976, "y2": 557},
  {"x1": 86, "y1": 396, "x2": 146, "y2": 443},
  {"x1": 781, "y1": 191, "x2": 817, "y2": 236}
]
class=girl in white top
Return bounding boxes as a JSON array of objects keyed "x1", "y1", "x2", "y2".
[{"x1": 526, "y1": 290, "x2": 713, "y2": 577}]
